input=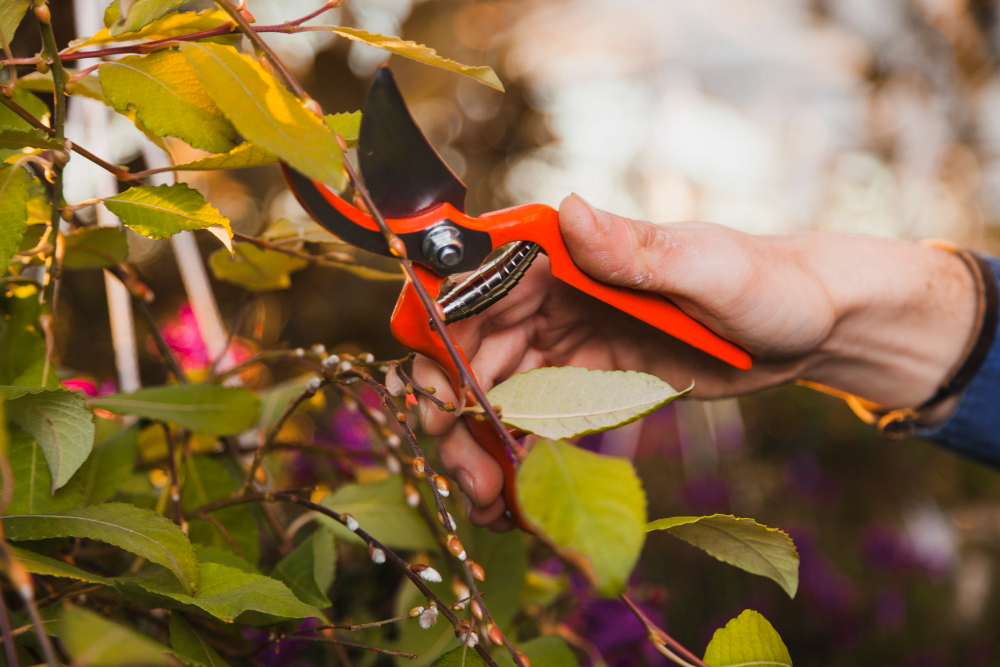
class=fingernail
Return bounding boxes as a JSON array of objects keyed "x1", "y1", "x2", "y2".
[
  {"x1": 570, "y1": 193, "x2": 610, "y2": 233},
  {"x1": 457, "y1": 470, "x2": 477, "y2": 506}
]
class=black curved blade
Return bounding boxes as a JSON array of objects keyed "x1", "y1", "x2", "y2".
[{"x1": 358, "y1": 66, "x2": 467, "y2": 217}]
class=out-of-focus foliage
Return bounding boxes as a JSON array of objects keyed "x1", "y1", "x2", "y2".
[{"x1": 3, "y1": 0, "x2": 998, "y2": 666}]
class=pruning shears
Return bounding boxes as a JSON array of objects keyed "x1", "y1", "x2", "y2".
[{"x1": 282, "y1": 66, "x2": 751, "y2": 531}]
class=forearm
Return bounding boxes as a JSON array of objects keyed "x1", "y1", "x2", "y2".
[{"x1": 790, "y1": 233, "x2": 977, "y2": 411}]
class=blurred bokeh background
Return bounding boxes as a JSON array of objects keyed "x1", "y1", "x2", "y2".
[{"x1": 12, "y1": 0, "x2": 1000, "y2": 664}]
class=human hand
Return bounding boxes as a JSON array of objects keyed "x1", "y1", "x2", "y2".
[{"x1": 414, "y1": 194, "x2": 977, "y2": 528}]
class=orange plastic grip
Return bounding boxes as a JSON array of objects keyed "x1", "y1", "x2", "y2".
[
  {"x1": 481, "y1": 204, "x2": 753, "y2": 370},
  {"x1": 390, "y1": 264, "x2": 533, "y2": 532}
]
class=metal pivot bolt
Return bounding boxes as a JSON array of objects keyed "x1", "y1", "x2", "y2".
[{"x1": 422, "y1": 222, "x2": 465, "y2": 270}]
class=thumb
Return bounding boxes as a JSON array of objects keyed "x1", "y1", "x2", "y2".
[{"x1": 558, "y1": 193, "x2": 682, "y2": 292}]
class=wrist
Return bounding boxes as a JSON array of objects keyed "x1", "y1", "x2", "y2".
[{"x1": 792, "y1": 233, "x2": 978, "y2": 410}]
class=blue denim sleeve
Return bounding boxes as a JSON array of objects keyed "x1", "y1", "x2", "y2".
[{"x1": 916, "y1": 255, "x2": 1000, "y2": 466}]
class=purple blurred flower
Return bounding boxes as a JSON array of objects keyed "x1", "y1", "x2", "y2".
[
  {"x1": 244, "y1": 617, "x2": 323, "y2": 667},
  {"x1": 682, "y1": 475, "x2": 729, "y2": 511},
  {"x1": 787, "y1": 527, "x2": 856, "y2": 617},
  {"x1": 873, "y1": 587, "x2": 906, "y2": 633},
  {"x1": 160, "y1": 304, "x2": 210, "y2": 369},
  {"x1": 64, "y1": 376, "x2": 117, "y2": 397},
  {"x1": 569, "y1": 597, "x2": 667, "y2": 667},
  {"x1": 863, "y1": 525, "x2": 916, "y2": 573}
]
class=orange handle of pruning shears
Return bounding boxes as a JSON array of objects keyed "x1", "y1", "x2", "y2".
[
  {"x1": 390, "y1": 204, "x2": 751, "y2": 533},
  {"x1": 390, "y1": 264, "x2": 531, "y2": 531},
  {"x1": 480, "y1": 204, "x2": 752, "y2": 371}
]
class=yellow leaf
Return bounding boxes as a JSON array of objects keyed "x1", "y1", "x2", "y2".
[{"x1": 326, "y1": 27, "x2": 504, "y2": 91}]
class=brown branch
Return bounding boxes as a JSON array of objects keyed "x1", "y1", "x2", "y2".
[
  {"x1": 0, "y1": 542, "x2": 57, "y2": 667},
  {"x1": 338, "y1": 141, "x2": 524, "y2": 479},
  {"x1": 239, "y1": 379, "x2": 323, "y2": 493},
  {"x1": 215, "y1": 0, "x2": 309, "y2": 100},
  {"x1": 391, "y1": 361, "x2": 454, "y2": 412},
  {"x1": 206, "y1": 293, "x2": 254, "y2": 376},
  {"x1": 352, "y1": 371, "x2": 521, "y2": 657},
  {"x1": 302, "y1": 637, "x2": 417, "y2": 659},
  {"x1": 337, "y1": 145, "x2": 526, "y2": 663},
  {"x1": 0, "y1": 595, "x2": 19, "y2": 667},
  {"x1": 620, "y1": 593, "x2": 709, "y2": 667},
  {"x1": 0, "y1": 93, "x2": 141, "y2": 183},
  {"x1": 189, "y1": 491, "x2": 501, "y2": 667},
  {"x1": 0, "y1": 2, "x2": 342, "y2": 66},
  {"x1": 118, "y1": 272, "x2": 190, "y2": 384},
  {"x1": 198, "y1": 512, "x2": 244, "y2": 557},
  {"x1": 161, "y1": 423, "x2": 184, "y2": 528}
]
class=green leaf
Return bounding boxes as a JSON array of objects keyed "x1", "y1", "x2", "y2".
[
  {"x1": 0, "y1": 127, "x2": 62, "y2": 151},
  {"x1": 78, "y1": 423, "x2": 139, "y2": 505},
  {"x1": 0, "y1": 90, "x2": 49, "y2": 131},
  {"x1": 158, "y1": 141, "x2": 278, "y2": 173},
  {"x1": 103, "y1": 183, "x2": 233, "y2": 251},
  {"x1": 0, "y1": 0, "x2": 28, "y2": 47},
  {"x1": 181, "y1": 456, "x2": 259, "y2": 566},
  {"x1": 0, "y1": 164, "x2": 30, "y2": 275},
  {"x1": 107, "y1": 0, "x2": 188, "y2": 36},
  {"x1": 0, "y1": 285, "x2": 46, "y2": 384},
  {"x1": 703, "y1": 610, "x2": 792, "y2": 667},
  {"x1": 99, "y1": 51, "x2": 238, "y2": 153},
  {"x1": 431, "y1": 647, "x2": 486, "y2": 667},
  {"x1": 9, "y1": 545, "x2": 110, "y2": 586},
  {"x1": 62, "y1": 227, "x2": 129, "y2": 269},
  {"x1": 517, "y1": 440, "x2": 646, "y2": 596},
  {"x1": 326, "y1": 27, "x2": 503, "y2": 91},
  {"x1": 271, "y1": 529, "x2": 336, "y2": 608},
  {"x1": 0, "y1": 386, "x2": 95, "y2": 492},
  {"x1": 169, "y1": 614, "x2": 230, "y2": 667},
  {"x1": 324, "y1": 111, "x2": 362, "y2": 146},
  {"x1": 646, "y1": 514, "x2": 799, "y2": 598},
  {"x1": 71, "y1": 8, "x2": 230, "y2": 49},
  {"x1": 466, "y1": 526, "x2": 527, "y2": 627},
  {"x1": 59, "y1": 606, "x2": 176, "y2": 666},
  {"x1": 256, "y1": 374, "x2": 314, "y2": 427},
  {"x1": 116, "y1": 562, "x2": 323, "y2": 624},
  {"x1": 2, "y1": 502, "x2": 199, "y2": 593},
  {"x1": 192, "y1": 545, "x2": 256, "y2": 574},
  {"x1": 487, "y1": 367, "x2": 692, "y2": 440},
  {"x1": 5, "y1": 428, "x2": 83, "y2": 514},
  {"x1": 91, "y1": 384, "x2": 260, "y2": 436},
  {"x1": 209, "y1": 243, "x2": 308, "y2": 292},
  {"x1": 319, "y1": 475, "x2": 437, "y2": 551},
  {"x1": 179, "y1": 42, "x2": 345, "y2": 189},
  {"x1": 16, "y1": 71, "x2": 107, "y2": 103},
  {"x1": 496, "y1": 636, "x2": 578, "y2": 667}
]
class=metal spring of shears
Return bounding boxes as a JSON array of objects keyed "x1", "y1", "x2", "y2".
[{"x1": 437, "y1": 241, "x2": 542, "y2": 324}]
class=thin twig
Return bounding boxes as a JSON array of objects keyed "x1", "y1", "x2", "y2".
[
  {"x1": 240, "y1": 379, "x2": 323, "y2": 493},
  {"x1": 161, "y1": 422, "x2": 185, "y2": 529},
  {"x1": 189, "y1": 491, "x2": 501, "y2": 667},
  {"x1": 206, "y1": 293, "x2": 254, "y2": 376},
  {"x1": 0, "y1": 95, "x2": 141, "y2": 183},
  {"x1": 340, "y1": 146, "x2": 528, "y2": 665},
  {"x1": 198, "y1": 513, "x2": 245, "y2": 557},
  {"x1": 0, "y1": 2, "x2": 342, "y2": 66},
  {"x1": 391, "y1": 361, "x2": 454, "y2": 412},
  {"x1": 339, "y1": 144, "x2": 524, "y2": 471},
  {"x1": 352, "y1": 371, "x2": 521, "y2": 661},
  {"x1": 108, "y1": 267, "x2": 190, "y2": 384},
  {"x1": 0, "y1": 542, "x2": 58, "y2": 667},
  {"x1": 0, "y1": 595, "x2": 19, "y2": 667},
  {"x1": 620, "y1": 593, "x2": 709, "y2": 667},
  {"x1": 296, "y1": 636, "x2": 416, "y2": 659},
  {"x1": 215, "y1": 0, "x2": 309, "y2": 100}
]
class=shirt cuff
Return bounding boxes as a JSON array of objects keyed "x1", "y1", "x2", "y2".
[{"x1": 916, "y1": 255, "x2": 1000, "y2": 466}]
